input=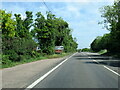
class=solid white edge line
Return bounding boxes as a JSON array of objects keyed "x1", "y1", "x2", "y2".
[
  {"x1": 91, "y1": 58, "x2": 120, "y2": 77},
  {"x1": 25, "y1": 52, "x2": 77, "y2": 89},
  {"x1": 103, "y1": 65, "x2": 120, "y2": 76},
  {"x1": 88, "y1": 54, "x2": 120, "y2": 77}
]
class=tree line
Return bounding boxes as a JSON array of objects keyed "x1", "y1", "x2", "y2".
[
  {"x1": 90, "y1": 1, "x2": 120, "y2": 56},
  {"x1": 1, "y1": 10, "x2": 78, "y2": 64}
]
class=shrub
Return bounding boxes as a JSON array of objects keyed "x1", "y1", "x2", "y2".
[
  {"x1": 2, "y1": 55, "x2": 12, "y2": 65},
  {"x1": 4, "y1": 50, "x2": 19, "y2": 61},
  {"x1": 81, "y1": 48, "x2": 91, "y2": 52},
  {"x1": 2, "y1": 37, "x2": 38, "y2": 62}
]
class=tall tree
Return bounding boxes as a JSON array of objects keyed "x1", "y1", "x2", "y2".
[
  {"x1": 34, "y1": 12, "x2": 51, "y2": 54},
  {"x1": 100, "y1": 1, "x2": 120, "y2": 53},
  {"x1": 1, "y1": 10, "x2": 16, "y2": 38},
  {"x1": 14, "y1": 14, "x2": 25, "y2": 38},
  {"x1": 14, "y1": 11, "x2": 33, "y2": 38},
  {"x1": 91, "y1": 1, "x2": 120, "y2": 53},
  {"x1": 33, "y1": 11, "x2": 78, "y2": 54}
]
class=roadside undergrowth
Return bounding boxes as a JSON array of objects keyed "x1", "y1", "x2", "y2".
[{"x1": 2, "y1": 53, "x2": 72, "y2": 69}]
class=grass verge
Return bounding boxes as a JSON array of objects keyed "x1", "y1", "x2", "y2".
[
  {"x1": 98, "y1": 49, "x2": 107, "y2": 55},
  {"x1": 0, "y1": 54, "x2": 2, "y2": 69},
  {"x1": 45, "y1": 53, "x2": 71, "y2": 59}
]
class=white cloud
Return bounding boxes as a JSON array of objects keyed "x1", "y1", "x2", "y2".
[
  {"x1": 2, "y1": 3, "x2": 26, "y2": 19},
  {"x1": 66, "y1": 5, "x2": 81, "y2": 18},
  {"x1": 2, "y1": 0, "x2": 114, "y2": 2},
  {"x1": 2, "y1": 1, "x2": 114, "y2": 48},
  {"x1": 48, "y1": 1, "x2": 113, "y2": 48}
]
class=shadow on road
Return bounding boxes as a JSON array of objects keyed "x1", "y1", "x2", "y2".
[
  {"x1": 75, "y1": 53, "x2": 120, "y2": 67},
  {"x1": 84, "y1": 61, "x2": 120, "y2": 67}
]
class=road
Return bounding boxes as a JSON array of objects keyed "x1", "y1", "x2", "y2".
[{"x1": 28, "y1": 52, "x2": 119, "y2": 89}]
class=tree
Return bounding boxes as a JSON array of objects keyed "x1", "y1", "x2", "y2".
[
  {"x1": 33, "y1": 11, "x2": 78, "y2": 54},
  {"x1": 34, "y1": 12, "x2": 51, "y2": 54},
  {"x1": 2, "y1": 9, "x2": 78, "y2": 65},
  {"x1": 14, "y1": 11, "x2": 33, "y2": 38},
  {"x1": 1, "y1": 10, "x2": 16, "y2": 38},
  {"x1": 91, "y1": 1, "x2": 120, "y2": 54},
  {"x1": 14, "y1": 13, "x2": 25, "y2": 38},
  {"x1": 23, "y1": 11, "x2": 33, "y2": 30},
  {"x1": 99, "y1": 1, "x2": 120, "y2": 53},
  {"x1": 2, "y1": 10, "x2": 37, "y2": 63},
  {"x1": 91, "y1": 36, "x2": 102, "y2": 52}
]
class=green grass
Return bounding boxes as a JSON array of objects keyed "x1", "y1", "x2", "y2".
[
  {"x1": 2, "y1": 56, "x2": 47, "y2": 68},
  {"x1": 0, "y1": 54, "x2": 2, "y2": 69},
  {"x1": 2, "y1": 53, "x2": 72, "y2": 68},
  {"x1": 98, "y1": 49, "x2": 107, "y2": 55},
  {"x1": 45, "y1": 53, "x2": 71, "y2": 59}
]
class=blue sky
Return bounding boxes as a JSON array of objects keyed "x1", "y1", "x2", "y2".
[{"x1": 2, "y1": 0, "x2": 114, "y2": 49}]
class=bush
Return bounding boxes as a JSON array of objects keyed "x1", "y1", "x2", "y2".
[
  {"x1": 31, "y1": 51, "x2": 41, "y2": 57},
  {"x1": 77, "y1": 49, "x2": 81, "y2": 52},
  {"x1": 18, "y1": 55, "x2": 27, "y2": 61},
  {"x1": 2, "y1": 55, "x2": 12, "y2": 65},
  {"x1": 2, "y1": 37, "x2": 38, "y2": 62},
  {"x1": 81, "y1": 48, "x2": 91, "y2": 52},
  {"x1": 4, "y1": 50, "x2": 19, "y2": 61}
]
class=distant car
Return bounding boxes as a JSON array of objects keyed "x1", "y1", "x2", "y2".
[{"x1": 55, "y1": 46, "x2": 64, "y2": 54}]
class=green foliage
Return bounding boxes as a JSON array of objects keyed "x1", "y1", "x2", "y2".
[
  {"x1": 45, "y1": 53, "x2": 71, "y2": 59},
  {"x1": 33, "y1": 11, "x2": 78, "y2": 54},
  {"x1": 34, "y1": 12, "x2": 55, "y2": 54},
  {"x1": 23, "y1": 11, "x2": 33, "y2": 30},
  {"x1": 77, "y1": 49, "x2": 81, "y2": 52},
  {"x1": 98, "y1": 49, "x2": 107, "y2": 54},
  {"x1": 2, "y1": 55, "x2": 12, "y2": 65},
  {"x1": 99, "y1": 1, "x2": 120, "y2": 53},
  {"x1": 91, "y1": 34, "x2": 111, "y2": 52},
  {"x1": 91, "y1": 1, "x2": 120, "y2": 56},
  {"x1": 2, "y1": 38, "x2": 37, "y2": 62},
  {"x1": 14, "y1": 11, "x2": 33, "y2": 39},
  {"x1": 81, "y1": 48, "x2": 91, "y2": 52},
  {"x1": 1, "y1": 10, "x2": 16, "y2": 38},
  {"x1": 1, "y1": 9, "x2": 78, "y2": 68},
  {"x1": 91, "y1": 36, "x2": 103, "y2": 52}
]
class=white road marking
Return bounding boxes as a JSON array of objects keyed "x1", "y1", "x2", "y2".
[
  {"x1": 25, "y1": 52, "x2": 77, "y2": 89},
  {"x1": 91, "y1": 57, "x2": 120, "y2": 77},
  {"x1": 89, "y1": 57, "x2": 99, "y2": 63},
  {"x1": 93, "y1": 60, "x2": 99, "y2": 63},
  {"x1": 103, "y1": 65, "x2": 120, "y2": 76},
  {"x1": 84, "y1": 53, "x2": 120, "y2": 77}
]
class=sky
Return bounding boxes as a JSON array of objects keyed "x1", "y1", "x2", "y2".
[{"x1": 1, "y1": 0, "x2": 114, "y2": 49}]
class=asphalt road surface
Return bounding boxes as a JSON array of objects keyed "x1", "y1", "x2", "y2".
[{"x1": 29, "y1": 52, "x2": 119, "y2": 88}]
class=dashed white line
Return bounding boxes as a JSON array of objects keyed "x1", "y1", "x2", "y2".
[{"x1": 25, "y1": 52, "x2": 77, "y2": 89}]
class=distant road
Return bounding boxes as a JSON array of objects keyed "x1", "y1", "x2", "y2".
[{"x1": 31, "y1": 52, "x2": 119, "y2": 88}]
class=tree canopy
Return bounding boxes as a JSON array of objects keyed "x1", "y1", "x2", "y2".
[
  {"x1": 1, "y1": 9, "x2": 78, "y2": 65},
  {"x1": 91, "y1": 1, "x2": 120, "y2": 55}
]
